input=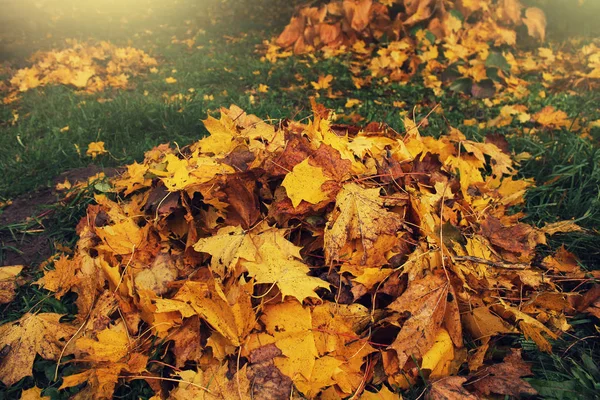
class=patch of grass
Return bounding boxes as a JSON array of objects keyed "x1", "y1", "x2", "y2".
[{"x1": 523, "y1": 315, "x2": 600, "y2": 400}]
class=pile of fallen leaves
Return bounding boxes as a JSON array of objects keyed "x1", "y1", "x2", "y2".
[
  {"x1": 2, "y1": 40, "x2": 158, "y2": 104},
  {"x1": 276, "y1": 0, "x2": 544, "y2": 52},
  {"x1": 269, "y1": 0, "x2": 600, "y2": 98},
  {"x1": 1, "y1": 103, "x2": 598, "y2": 399}
]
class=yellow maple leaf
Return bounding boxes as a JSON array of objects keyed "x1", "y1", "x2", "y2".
[
  {"x1": 534, "y1": 106, "x2": 569, "y2": 127},
  {"x1": 345, "y1": 98, "x2": 361, "y2": 108},
  {"x1": 96, "y1": 218, "x2": 147, "y2": 255},
  {"x1": 76, "y1": 324, "x2": 129, "y2": 363},
  {"x1": 170, "y1": 364, "x2": 251, "y2": 400},
  {"x1": 86, "y1": 141, "x2": 107, "y2": 158},
  {"x1": 361, "y1": 386, "x2": 399, "y2": 400},
  {"x1": 70, "y1": 67, "x2": 95, "y2": 88},
  {"x1": 421, "y1": 328, "x2": 455, "y2": 378},
  {"x1": 281, "y1": 159, "x2": 332, "y2": 208},
  {"x1": 193, "y1": 225, "x2": 257, "y2": 277},
  {"x1": 241, "y1": 227, "x2": 328, "y2": 301},
  {"x1": 165, "y1": 76, "x2": 177, "y2": 84},
  {"x1": 172, "y1": 280, "x2": 255, "y2": 346},
  {"x1": 198, "y1": 114, "x2": 238, "y2": 155},
  {"x1": 0, "y1": 313, "x2": 76, "y2": 386},
  {"x1": 35, "y1": 255, "x2": 78, "y2": 298},
  {"x1": 20, "y1": 387, "x2": 50, "y2": 400},
  {"x1": 311, "y1": 74, "x2": 333, "y2": 90},
  {"x1": 259, "y1": 301, "x2": 318, "y2": 384}
]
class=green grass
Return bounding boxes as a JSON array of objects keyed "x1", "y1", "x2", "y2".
[{"x1": 1, "y1": 0, "x2": 599, "y2": 398}]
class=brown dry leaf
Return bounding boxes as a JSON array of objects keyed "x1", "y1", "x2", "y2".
[
  {"x1": 542, "y1": 246, "x2": 582, "y2": 275},
  {"x1": 540, "y1": 220, "x2": 584, "y2": 235},
  {"x1": 427, "y1": 376, "x2": 478, "y2": 400},
  {"x1": 481, "y1": 216, "x2": 545, "y2": 262},
  {"x1": 387, "y1": 273, "x2": 449, "y2": 369},
  {"x1": 0, "y1": 313, "x2": 76, "y2": 386},
  {"x1": 470, "y1": 349, "x2": 537, "y2": 397},
  {"x1": 325, "y1": 183, "x2": 405, "y2": 265},
  {"x1": 169, "y1": 317, "x2": 202, "y2": 368},
  {"x1": 170, "y1": 364, "x2": 251, "y2": 400}
]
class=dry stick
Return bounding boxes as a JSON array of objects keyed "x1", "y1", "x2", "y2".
[
  {"x1": 236, "y1": 345, "x2": 243, "y2": 400},
  {"x1": 54, "y1": 296, "x2": 97, "y2": 381},
  {"x1": 452, "y1": 255, "x2": 529, "y2": 270},
  {"x1": 115, "y1": 245, "x2": 136, "y2": 293},
  {"x1": 439, "y1": 181, "x2": 451, "y2": 282}
]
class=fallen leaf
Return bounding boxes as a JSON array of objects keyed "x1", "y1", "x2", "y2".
[
  {"x1": 0, "y1": 265, "x2": 23, "y2": 304},
  {"x1": 470, "y1": 349, "x2": 537, "y2": 397},
  {"x1": 86, "y1": 141, "x2": 108, "y2": 158},
  {"x1": 281, "y1": 158, "x2": 332, "y2": 208},
  {"x1": 0, "y1": 313, "x2": 76, "y2": 386}
]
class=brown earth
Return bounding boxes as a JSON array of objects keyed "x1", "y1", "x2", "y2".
[{"x1": 0, "y1": 165, "x2": 121, "y2": 267}]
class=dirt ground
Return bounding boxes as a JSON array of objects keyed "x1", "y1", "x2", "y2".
[{"x1": 0, "y1": 165, "x2": 120, "y2": 267}]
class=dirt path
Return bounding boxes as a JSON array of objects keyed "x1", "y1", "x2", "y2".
[{"x1": 0, "y1": 165, "x2": 120, "y2": 266}]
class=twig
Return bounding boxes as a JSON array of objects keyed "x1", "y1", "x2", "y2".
[{"x1": 452, "y1": 255, "x2": 529, "y2": 270}]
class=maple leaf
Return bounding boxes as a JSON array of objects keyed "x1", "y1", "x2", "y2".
[
  {"x1": 171, "y1": 279, "x2": 255, "y2": 346},
  {"x1": 86, "y1": 141, "x2": 108, "y2": 158},
  {"x1": 421, "y1": 329, "x2": 455, "y2": 378},
  {"x1": 75, "y1": 323, "x2": 130, "y2": 363},
  {"x1": 96, "y1": 217, "x2": 148, "y2": 255},
  {"x1": 169, "y1": 364, "x2": 251, "y2": 400},
  {"x1": 61, "y1": 323, "x2": 148, "y2": 399},
  {"x1": 387, "y1": 274, "x2": 449, "y2": 370},
  {"x1": 534, "y1": 105, "x2": 569, "y2": 127},
  {"x1": 241, "y1": 228, "x2": 329, "y2": 302},
  {"x1": 255, "y1": 301, "x2": 319, "y2": 391},
  {"x1": 470, "y1": 349, "x2": 537, "y2": 397},
  {"x1": 311, "y1": 74, "x2": 334, "y2": 90},
  {"x1": 20, "y1": 387, "x2": 50, "y2": 400},
  {"x1": 281, "y1": 158, "x2": 333, "y2": 208},
  {"x1": 0, "y1": 265, "x2": 23, "y2": 304},
  {"x1": 0, "y1": 313, "x2": 76, "y2": 386},
  {"x1": 324, "y1": 183, "x2": 405, "y2": 265},
  {"x1": 35, "y1": 255, "x2": 77, "y2": 299},
  {"x1": 428, "y1": 376, "x2": 478, "y2": 400}
]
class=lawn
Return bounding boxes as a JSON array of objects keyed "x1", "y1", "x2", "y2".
[{"x1": 1, "y1": 0, "x2": 599, "y2": 399}]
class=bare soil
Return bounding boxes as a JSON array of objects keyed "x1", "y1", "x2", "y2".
[{"x1": 0, "y1": 165, "x2": 121, "y2": 267}]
